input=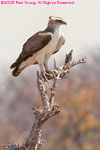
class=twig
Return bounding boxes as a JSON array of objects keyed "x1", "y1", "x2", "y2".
[
  {"x1": 2, "y1": 50, "x2": 86, "y2": 150},
  {"x1": 41, "y1": 50, "x2": 86, "y2": 81}
]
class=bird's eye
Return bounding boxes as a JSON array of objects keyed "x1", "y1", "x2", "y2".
[
  {"x1": 56, "y1": 20, "x2": 62, "y2": 24},
  {"x1": 49, "y1": 16, "x2": 52, "y2": 20}
]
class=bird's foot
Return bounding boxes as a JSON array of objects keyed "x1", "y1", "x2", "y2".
[
  {"x1": 46, "y1": 70, "x2": 58, "y2": 78},
  {"x1": 40, "y1": 70, "x2": 58, "y2": 82},
  {"x1": 41, "y1": 72, "x2": 49, "y2": 83},
  {"x1": 44, "y1": 70, "x2": 52, "y2": 76},
  {"x1": 40, "y1": 70, "x2": 53, "y2": 83},
  {"x1": 46, "y1": 70, "x2": 56, "y2": 78},
  {"x1": 45, "y1": 70, "x2": 51, "y2": 74}
]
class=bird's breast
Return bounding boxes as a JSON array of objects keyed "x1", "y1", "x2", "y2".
[{"x1": 44, "y1": 28, "x2": 61, "y2": 55}]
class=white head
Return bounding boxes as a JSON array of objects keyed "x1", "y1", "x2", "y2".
[{"x1": 48, "y1": 16, "x2": 67, "y2": 29}]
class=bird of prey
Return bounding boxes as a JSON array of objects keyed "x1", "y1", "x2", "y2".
[{"x1": 10, "y1": 16, "x2": 67, "y2": 76}]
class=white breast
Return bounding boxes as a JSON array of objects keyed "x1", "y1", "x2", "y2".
[
  {"x1": 45, "y1": 27, "x2": 61, "y2": 55},
  {"x1": 33, "y1": 27, "x2": 61, "y2": 64}
]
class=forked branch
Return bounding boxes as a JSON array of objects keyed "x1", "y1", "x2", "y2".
[{"x1": 2, "y1": 50, "x2": 86, "y2": 150}]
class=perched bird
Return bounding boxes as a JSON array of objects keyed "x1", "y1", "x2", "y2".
[{"x1": 10, "y1": 16, "x2": 67, "y2": 76}]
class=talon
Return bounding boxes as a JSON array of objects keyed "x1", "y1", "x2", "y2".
[
  {"x1": 45, "y1": 72, "x2": 51, "y2": 76},
  {"x1": 51, "y1": 71, "x2": 56, "y2": 78},
  {"x1": 52, "y1": 70, "x2": 58, "y2": 76},
  {"x1": 45, "y1": 70, "x2": 54, "y2": 77},
  {"x1": 46, "y1": 70, "x2": 51, "y2": 74},
  {"x1": 41, "y1": 72, "x2": 49, "y2": 83}
]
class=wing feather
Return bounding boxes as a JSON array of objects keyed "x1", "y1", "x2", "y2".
[
  {"x1": 11, "y1": 31, "x2": 53, "y2": 68},
  {"x1": 21, "y1": 31, "x2": 53, "y2": 59}
]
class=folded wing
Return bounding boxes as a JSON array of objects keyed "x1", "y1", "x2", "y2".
[{"x1": 10, "y1": 31, "x2": 53, "y2": 69}]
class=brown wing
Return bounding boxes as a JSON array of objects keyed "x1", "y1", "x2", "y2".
[
  {"x1": 10, "y1": 31, "x2": 53, "y2": 69},
  {"x1": 21, "y1": 31, "x2": 53, "y2": 59}
]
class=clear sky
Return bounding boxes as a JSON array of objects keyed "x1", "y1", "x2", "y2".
[{"x1": 0, "y1": 0, "x2": 100, "y2": 70}]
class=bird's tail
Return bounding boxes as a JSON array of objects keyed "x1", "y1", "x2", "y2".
[
  {"x1": 10, "y1": 62, "x2": 22, "y2": 77},
  {"x1": 12, "y1": 67, "x2": 22, "y2": 77},
  {"x1": 10, "y1": 61, "x2": 19, "y2": 68},
  {"x1": 10, "y1": 52, "x2": 25, "y2": 77}
]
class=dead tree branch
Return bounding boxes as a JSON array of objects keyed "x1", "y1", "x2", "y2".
[
  {"x1": 41, "y1": 50, "x2": 86, "y2": 81},
  {"x1": 2, "y1": 50, "x2": 86, "y2": 150}
]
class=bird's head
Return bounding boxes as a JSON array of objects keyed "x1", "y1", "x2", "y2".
[{"x1": 48, "y1": 16, "x2": 67, "y2": 28}]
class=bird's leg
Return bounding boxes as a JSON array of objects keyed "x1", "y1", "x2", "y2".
[
  {"x1": 38, "y1": 63, "x2": 49, "y2": 82},
  {"x1": 44, "y1": 59, "x2": 58, "y2": 79},
  {"x1": 43, "y1": 57, "x2": 57, "y2": 79},
  {"x1": 44, "y1": 62, "x2": 54, "y2": 79},
  {"x1": 44, "y1": 57, "x2": 54, "y2": 77},
  {"x1": 44, "y1": 60, "x2": 51, "y2": 74},
  {"x1": 39, "y1": 63, "x2": 45, "y2": 75}
]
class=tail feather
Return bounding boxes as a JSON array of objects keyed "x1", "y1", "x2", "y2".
[
  {"x1": 10, "y1": 53, "x2": 24, "y2": 76},
  {"x1": 10, "y1": 62, "x2": 17, "y2": 69},
  {"x1": 10, "y1": 61, "x2": 21, "y2": 69},
  {"x1": 12, "y1": 67, "x2": 21, "y2": 77},
  {"x1": 10, "y1": 61, "x2": 21, "y2": 76}
]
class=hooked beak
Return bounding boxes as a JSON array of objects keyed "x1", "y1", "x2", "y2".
[{"x1": 62, "y1": 20, "x2": 67, "y2": 25}]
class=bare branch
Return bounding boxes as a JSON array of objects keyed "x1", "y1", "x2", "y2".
[
  {"x1": 37, "y1": 71, "x2": 50, "y2": 113},
  {"x1": 2, "y1": 50, "x2": 86, "y2": 150},
  {"x1": 49, "y1": 78, "x2": 58, "y2": 107},
  {"x1": 41, "y1": 50, "x2": 86, "y2": 81}
]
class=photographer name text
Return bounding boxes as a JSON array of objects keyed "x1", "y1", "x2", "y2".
[{"x1": 0, "y1": 0, "x2": 75, "y2": 5}]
